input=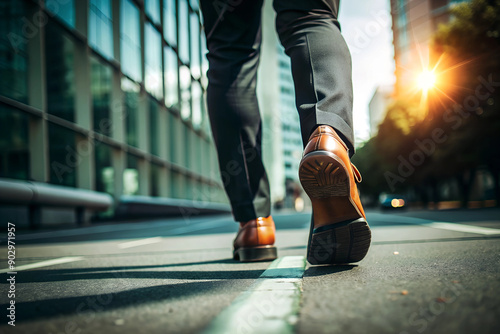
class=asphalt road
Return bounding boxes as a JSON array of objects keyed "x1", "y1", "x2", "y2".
[{"x1": 0, "y1": 208, "x2": 499, "y2": 334}]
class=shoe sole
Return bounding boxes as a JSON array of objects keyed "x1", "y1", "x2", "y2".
[
  {"x1": 233, "y1": 246, "x2": 278, "y2": 262},
  {"x1": 299, "y1": 151, "x2": 371, "y2": 264}
]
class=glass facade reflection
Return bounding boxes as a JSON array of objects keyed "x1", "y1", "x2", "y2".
[
  {"x1": 145, "y1": 0, "x2": 161, "y2": 25},
  {"x1": 169, "y1": 112, "x2": 178, "y2": 163},
  {"x1": 149, "y1": 98, "x2": 159, "y2": 156},
  {"x1": 123, "y1": 78, "x2": 140, "y2": 147},
  {"x1": 124, "y1": 154, "x2": 140, "y2": 195},
  {"x1": 190, "y1": 0, "x2": 200, "y2": 11},
  {"x1": 145, "y1": 22, "x2": 163, "y2": 99},
  {"x1": 200, "y1": 33, "x2": 209, "y2": 89},
  {"x1": 45, "y1": 0, "x2": 75, "y2": 28},
  {"x1": 0, "y1": 0, "x2": 225, "y2": 221},
  {"x1": 0, "y1": 0, "x2": 28, "y2": 103},
  {"x1": 95, "y1": 142, "x2": 114, "y2": 194},
  {"x1": 150, "y1": 163, "x2": 161, "y2": 197},
  {"x1": 163, "y1": 0, "x2": 177, "y2": 46},
  {"x1": 0, "y1": 105, "x2": 29, "y2": 180},
  {"x1": 120, "y1": 0, "x2": 141, "y2": 82},
  {"x1": 89, "y1": 0, "x2": 114, "y2": 59},
  {"x1": 49, "y1": 123, "x2": 77, "y2": 187},
  {"x1": 179, "y1": 65, "x2": 191, "y2": 120},
  {"x1": 178, "y1": 0, "x2": 190, "y2": 64},
  {"x1": 91, "y1": 57, "x2": 112, "y2": 136},
  {"x1": 191, "y1": 81, "x2": 202, "y2": 128},
  {"x1": 46, "y1": 21, "x2": 76, "y2": 122},
  {"x1": 190, "y1": 12, "x2": 201, "y2": 79},
  {"x1": 164, "y1": 46, "x2": 179, "y2": 108}
]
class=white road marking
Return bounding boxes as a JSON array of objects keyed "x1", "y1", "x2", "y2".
[
  {"x1": 118, "y1": 237, "x2": 163, "y2": 249},
  {"x1": 428, "y1": 222, "x2": 500, "y2": 235},
  {"x1": 203, "y1": 256, "x2": 306, "y2": 334},
  {"x1": 0, "y1": 256, "x2": 84, "y2": 274}
]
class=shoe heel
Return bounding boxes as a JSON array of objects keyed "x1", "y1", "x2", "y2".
[
  {"x1": 299, "y1": 151, "x2": 349, "y2": 198},
  {"x1": 234, "y1": 246, "x2": 278, "y2": 262},
  {"x1": 307, "y1": 219, "x2": 371, "y2": 265}
]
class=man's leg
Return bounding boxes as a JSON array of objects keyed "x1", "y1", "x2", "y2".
[
  {"x1": 273, "y1": 0, "x2": 355, "y2": 154},
  {"x1": 200, "y1": 0, "x2": 270, "y2": 222},
  {"x1": 274, "y1": 0, "x2": 371, "y2": 265}
]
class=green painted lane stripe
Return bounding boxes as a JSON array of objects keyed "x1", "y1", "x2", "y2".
[{"x1": 203, "y1": 256, "x2": 306, "y2": 334}]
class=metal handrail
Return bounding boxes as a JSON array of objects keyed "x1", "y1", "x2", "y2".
[{"x1": 0, "y1": 178, "x2": 113, "y2": 227}]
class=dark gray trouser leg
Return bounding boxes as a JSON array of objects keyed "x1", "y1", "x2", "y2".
[
  {"x1": 274, "y1": 0, "x2": 355, "y2": 154},
  {"x1": 200, "y1": 0, "x2": 270, "y2": 222}
]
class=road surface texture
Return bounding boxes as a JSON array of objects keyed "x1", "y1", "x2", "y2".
[{"x1": 1, "y1": 208, "x2": 499, "y2": 334}]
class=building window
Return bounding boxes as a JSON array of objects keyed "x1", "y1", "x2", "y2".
[
  {"x1": 150, "y1": 163, "x2": 161, "y2": 196},
  {"x1": 145, "y1": 22, "x2": 163, "y2": 99},
  {"x1": 91, "y1": 57, "x2": 112, "y2": 136},
  {"x1": 122, "y1": 78, "x2": 140, "y2": 147},
  {"x1": 120, "y1": 0, "x2": 141, "y2": 82},
  {"x1": 184, "y1": 126, "x2": 190, "y2": 168},
  {"x1": 190, "y1": 0, "x2": 199, "y2": 11},
  {"x1": 178, "y1": 0, "x2": 190, "y2": 64},
  {"x1": 124, "y1": 154, "x2": 139, "y2": 195},
  {"x1": 169, "y1": 113, "x2": 178, "y2": 163},
  {"x1": 49, "y1": 123, "x2": 77, "y2": 187},
  {"x1": 89, "y1": 0, "x2": 113, "y2": 59},
  {"x1": 145, "y1": 0, "x2": 161, "y2": 25},
  {"x1": 0, "y1": 105, "x2": 29, "y2": 180},
  {"x1": 0, "y1": 0, "x2": 29, "y2": 104},
  {"x1": 170, "y1": 170, "x2": 182, "y2": 198},
  {"x1": 185, "y1": 177, "x2": 193, "y2": 199},
  {"x1": 46, "y1": 21, "x2": 76, "y2": 122},
  {"x1": 95, "y1": 142, "x2": 114, "y2": 194},
  {"x1": 149, "y1": 98, "x2": 159, "y2": 156},
  {"x1": 191, "y1": 81, "x2": 202, "y2": 128},
  {"x1": 164, "y1": 46, "x2": 179, "y2": 108},
  {"x1": 202, "y1": 89, "x2": 209, "y2": 133},
  {"x1": 45, "y1": 0, "x2": 75, "y2": 28},
  {"x1": 200, "y1": 33, "x2": 208, "y2": 89},
  {"x1": 179, "y1": 65, "x2": 191, "y2": 120},
  {"x1": 163, "y1": 0, "x2": 177, "y2": 46},
  {"x1": 190, "y1": 13, "x2": 200, "y2": 79}
]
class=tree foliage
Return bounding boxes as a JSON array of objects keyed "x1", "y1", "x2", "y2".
[{"x1": 355, "y1": 0, "x2": 500, "y2": 205}]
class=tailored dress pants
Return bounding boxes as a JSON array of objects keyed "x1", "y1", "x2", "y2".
[{"x1": 199, "y1": 0, "x2": 354, "y2": 222}]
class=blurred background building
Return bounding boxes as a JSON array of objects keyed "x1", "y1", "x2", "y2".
[
  {"x1": 0, "y1": 0, "x2": 231, "y2": 225},
  {"x1": 390, "y1": 0, "x2": 471, "y2": 91},
  {"x1": 0, "y1": 0, "x2": 305, "y2": 225},
  {"x1": 368, "y1": 85, "x2": 394, "y2": 137},
  {"x1": 366, "y1": 0, "x2": 472, "y2": 137},
  {"x1": 257, "y1": 0, "x2": 305, "y2": 211},
  {"x1": 356, "y1": 0, "x2": 499, "y2": 209}
]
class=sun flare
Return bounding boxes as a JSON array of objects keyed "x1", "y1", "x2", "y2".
[{"x1": 417, "y1": 70, "x2": 436, "y2": 91}]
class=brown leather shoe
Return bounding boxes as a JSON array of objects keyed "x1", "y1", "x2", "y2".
[
  {"x1": 233, "y1": 216, "x2": 278, "y2": 262},
  {"x1": 299, "y1": 125, "x2": 371, "y2": 264}
]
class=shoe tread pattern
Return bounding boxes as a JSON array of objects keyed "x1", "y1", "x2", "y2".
[
  {"x1": 307, "y1": 220, "x2": 371, "y2": 264},
  {"x1": 299, "y1": 154, "x2": 348, "y2": 198}
]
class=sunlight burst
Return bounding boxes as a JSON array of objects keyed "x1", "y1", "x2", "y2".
[{"x1": 417, "y1": 70, "x2": 436, "y2": 91}]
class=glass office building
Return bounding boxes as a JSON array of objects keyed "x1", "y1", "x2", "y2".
[
  {"x1": 0, "y1": 0, "x2": 227, "y2": 221},
  {"x1": 256, "y1": 0, "x2": 305, "y2": 210},
  {"x1": 390, "y1": 0, "x2": 470, "y2": 91}
]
